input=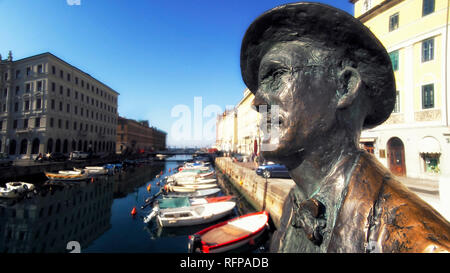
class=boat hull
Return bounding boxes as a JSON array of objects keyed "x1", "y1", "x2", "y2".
[{"x1": 157, "y1": 202, "x2": 236, "y2": 227}]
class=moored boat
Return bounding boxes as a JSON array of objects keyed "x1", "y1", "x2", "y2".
[
  {"x1": 153, "y1": 201, "x2": 236, "y2": 227},
  {"x1": 163, "y1": 188, "x2": 221, "y2": 198},
  {"x1": 45, "y1": 171, "x2": 89, "y2": 181},
  {"x1": 165, "y1": 183, "x2": 218, "y2": 192},
  {"x1": 175, "y1": 178, "x2": 217, "y2": 186},
  {"x1": 0, "y1": 182, "x2": 35, "y2": 198},
  {"x1": 188, "y1": 211, "x2": 269, "y2": 253}
]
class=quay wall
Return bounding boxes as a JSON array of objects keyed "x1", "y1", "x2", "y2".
[
  {"x1": 0, "y1": 159, "x2": 120, "y2": 183},
  {"x1": 214, "y1": 157, "x2": 295, "y2": 228}
]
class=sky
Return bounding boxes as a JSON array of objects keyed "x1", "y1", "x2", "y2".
[{"x1": 0, "y1": 0, "x2": 354, "y2": 148}]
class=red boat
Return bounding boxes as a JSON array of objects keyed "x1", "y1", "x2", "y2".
[{"x1": 188, "y1": 211, "x2": 269, "y2": 253}]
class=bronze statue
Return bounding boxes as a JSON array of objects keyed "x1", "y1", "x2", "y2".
[{"x1": 240, "y1": 2, "x2": 450, "y2": 253}]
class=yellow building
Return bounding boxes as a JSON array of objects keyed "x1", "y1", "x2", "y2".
[
  {"x1": 351, "y1": 0, "x2": 450, "y2": 184},
  {"x1": 216, "y1": 88, "x2": 262, "y2": 158}
]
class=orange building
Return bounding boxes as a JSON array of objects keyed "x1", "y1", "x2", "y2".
[{"x1": 116, "y1": 116, "x2": 166, "y2": 154}]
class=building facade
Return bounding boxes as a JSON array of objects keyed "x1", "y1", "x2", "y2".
[
  {"x1": 116, "y1": 116, "x2": 166, "y2": 154},
  {"x1": 0, "y1": 52, "x2": 119, "y2": 159},
  {"x1": 350, "y1": 0, "x2": 450, "y2": 183},
  {"x1": 216, "y1": 89, "x2": 262, "y2": 157}
]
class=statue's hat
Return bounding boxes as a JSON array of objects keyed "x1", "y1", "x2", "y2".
[{"x1": 240, "y1": 2, "x2": 396, "y2": 128}]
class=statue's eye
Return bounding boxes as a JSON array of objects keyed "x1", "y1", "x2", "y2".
[{"x1": 261, "y1": 68, "x2": 288, "y2": 81}]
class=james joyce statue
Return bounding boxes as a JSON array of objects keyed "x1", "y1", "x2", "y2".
[{"x1": 240, "y1": 2, "x2": 450, "y2": 252}]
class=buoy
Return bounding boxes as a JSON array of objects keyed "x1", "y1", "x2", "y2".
[
  {"x1": 147, "y1": 184, "x2": 151, "y2": 192},
  {"x1": 131, "y1": 207, "x2": 137, "y2": 216}
]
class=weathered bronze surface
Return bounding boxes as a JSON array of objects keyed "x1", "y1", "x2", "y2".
[{"x1": 240, "y1": 2, "x2": 450, "y2": 253}]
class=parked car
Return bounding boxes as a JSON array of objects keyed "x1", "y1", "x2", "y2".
[
  {"x1": 46, "y1": 152, "x2": 68, "y2": 162},
  {"x1": 256, "y1": 161, "x2": 290, "y2": 178},
  {"x1": 69, "y1": 151, "x2": 90, "y2": 160},
  {"x1": 231, "y1": 153, "x2": 244, "y2": 162},
  {"x1": 0, "y1": 153, "x2": 13, "y2": 167}
]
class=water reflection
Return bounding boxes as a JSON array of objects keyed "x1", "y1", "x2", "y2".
[
  {"x1": 0, "y1": 178, "x2": 114, "y2": 253},
  {"x1": 0, "y1": 156, "x2": 269, "y2": 253}
]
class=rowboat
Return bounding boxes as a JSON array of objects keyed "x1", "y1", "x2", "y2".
[
  {"x1": 150, "y1": 201, "x2": 236, "y2": 227},
  {"x1": 74, "y1": 166, "x2": 108, "y2": 175},
  {"x1": 188, "y1": 211, "x2": 269, "y2": 253},
  {"x1": 157, "y1": 195, "x2": 234, "y2": 209},
  {"x1": 175, "y1": 178, "x2": 217, "y2": 186},
  {"x1": 165, "y1": 184, "x2": 218, "y2": 192},
  {"x1": 163, "y1": 188, "x2": 221, "y2": 198},
  {"x1": 45, "y1": 171, "x2": 89, "y2": 181},
  {"x1": 0, "y1": 182, "x2": 35, "y2": 198}
]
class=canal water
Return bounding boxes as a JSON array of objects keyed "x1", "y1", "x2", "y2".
[{"x1": 0, "y1": 155, "x2": 269, "y2": 253}]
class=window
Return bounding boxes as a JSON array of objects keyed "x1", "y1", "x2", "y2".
[
  {"x1": 14, "y1": 102, "x2": 18, "y2": 112},
  {"x1": 363, "y1": 0, "x2": 372, "y2": 12},
  {"x1": 51, "y1": 99, "x2": 55, "y2": 110},
  {"x1": 37, "y1": 64, "x2": 43, "y2": 74},
  {"x1": 66, "y1": 120, "x2": 69, "y2": 130},
  {"x1": 422, "y1": 154, "x2": 440, "y2": 173},
  {"x1": 13, "y1": 120, "x2": 17, "y2": 129},
  {"x1": 24, "y1": 119, "x2": 28, "y2": 129},
  {"x1": 50, "y1": 118, "x2": 54, "y2": 127},
  {"x1": 393, "y1": 91, "x2": 400, "y2": 113},
  {"x1": 37, "y1": 81, "x2": 42, "y2": 91},
  {"x1": 15, "y1": 86, "x2": 20, "y2": 95},
  {"x1": 422, "y1": 84, "x2": 434, "y2": 109},
  {"x1": 26, "y1": 67, "x2": 31, "y2": 76},
  {"x1": 35, "y1": 117, "x2": 41, "y2": 128},
  {"x1": 51, "y1": 82, "x2": 55, "y2": 92},
  {"x1": 67, "y1": 73, "x2": 71, "y2": 82},
  {"x1": 74, "y1": 121, "x2": 77, "y2": 130},
  {"x1": 67, "y1": 88, "x2": 70, "y2": 97},
  {"x1": 15, "y1": 69, "x2": 21, "y2": 79},
  {"x1": 58, "y1": 119, "x2": 62, "y2": 128},
  {"x1": 60, "y1": 70, "x2": 64, "y2": 79},
  {"x1": 67, "y1": 104, "x2": 70, "y2": 113},
  {"x1": 75, "y1": 77, "x2": 79, "y2": 85},
  {"x1": 52, "y1": 66, "x2": 56, "y2": 74},
  {"x1": 36, "y1": 99, "x2": 42, "y2": 110},
  {"x1": 423, "y1": 0, "x2": 435, "y2": 16},
  {"x1": 59, "y1": 102, "x2": 63, "y2": 111},
  {"x1": 422, "y1": 38, "x2": 434, "y2": 62},
  {"x1": 26, "y1": 83, "x2": 31, "y2": 93},
  {"x1": 389, "y1": 13, "x2": 399, "y2": 31},
  {"x1": 0, "y1": 120, "x2": 2, "y2": 131},
  {"x1": 25, "y1": 101, "x2": 30, "y2": 111},
  {"x1": 389, "y1": 50, "x2": 399, "y2": 71}
]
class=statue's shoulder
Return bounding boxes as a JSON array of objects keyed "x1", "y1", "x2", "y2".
[{"x1": 358, "y1": 152, "x2": 450, "y2": 252}]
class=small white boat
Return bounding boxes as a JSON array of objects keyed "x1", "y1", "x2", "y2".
[
  {"x1": 165, "y1": 184, "x2": 218, "y2": 192},
  {"x1": 59, "y1": 170, "x2": 83, "y2": 175},
  {"x1": 188, "y1": 211, "x2": 269, "y2": 253},
  {"x1": 143, "y1": 196, "x2": 234, "y2": 223},
  {"x1": 0, "y1": 182, "x2": 35, "y2": 198},
  {"x1": 153, "y1": 201, "x2": 236, "y2": 227},
  {"x1": 175, "y1": 178, "x2": 217, "y2": 186},
  {"x1": 164, "y1": 188, "x2": 221, "y2": 198},
  {"x1": 74, "y1": 166, "x2": 107, "y2": 175}
]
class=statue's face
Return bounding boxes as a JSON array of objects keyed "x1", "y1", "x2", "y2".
[{"x1": 256, "y1": 41, "x2": 339, "y2": 163}]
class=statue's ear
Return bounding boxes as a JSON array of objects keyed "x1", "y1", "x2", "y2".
[{"x1": 337, "y1": 66, "x2": 362, "y2": 109}]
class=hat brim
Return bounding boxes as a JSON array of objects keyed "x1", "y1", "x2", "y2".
[{"x1": 240, "y1": 2, "x2": 396, "y2": 128}]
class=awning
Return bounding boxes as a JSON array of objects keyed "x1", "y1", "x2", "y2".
[
  {"x1": 419, "y1": 137, "x2": 441, "y2": 154},
  {"x1": 360, "y1": 137, "x2": 376, "y2": 143}
]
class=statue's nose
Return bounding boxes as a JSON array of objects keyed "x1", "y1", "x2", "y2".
[{"x1": 252, "y1": 94, "x2": 267, "y2": 111}]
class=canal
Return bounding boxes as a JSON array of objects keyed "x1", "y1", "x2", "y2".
[{"x1": 0, "y1": 155, "x2": 270, "y2": 253}]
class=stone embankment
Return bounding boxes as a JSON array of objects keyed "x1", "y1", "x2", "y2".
[{"x1": 215, "y1": 157, "x2": 295, "y2": 228}]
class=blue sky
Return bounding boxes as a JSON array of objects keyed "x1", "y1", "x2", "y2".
[{"x1": 0, "y1": 0, "x2": 354, "y2": 148}]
